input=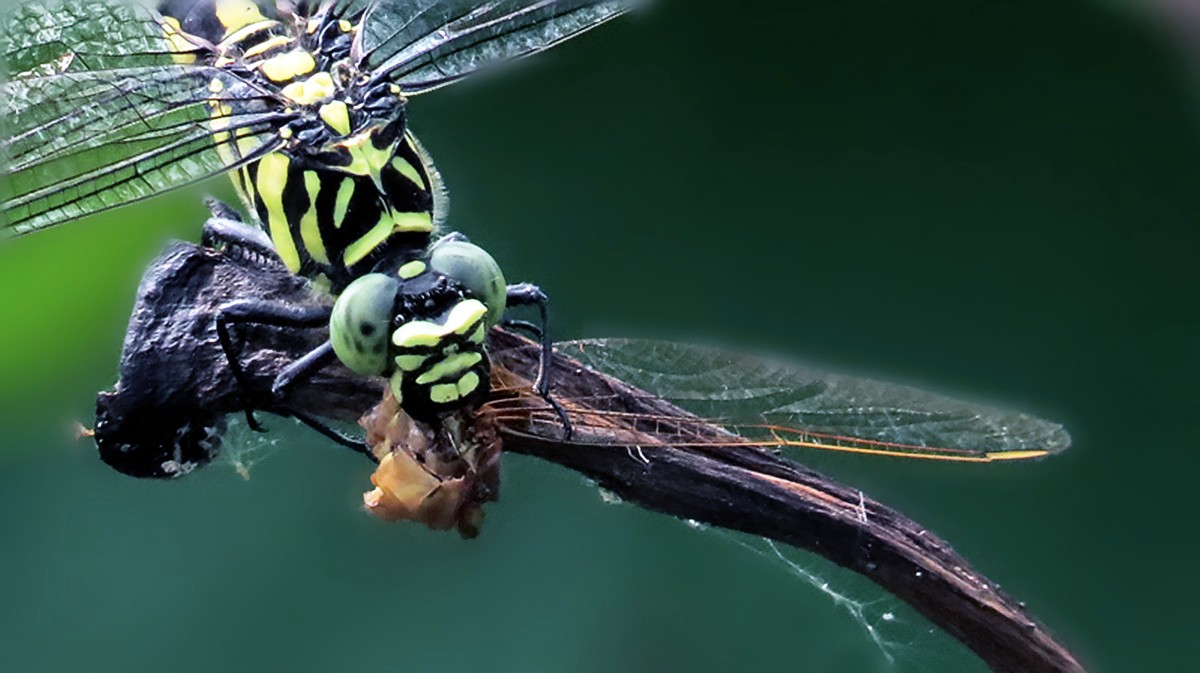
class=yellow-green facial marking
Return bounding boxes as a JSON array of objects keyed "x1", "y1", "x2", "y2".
[
  {"x1": 429, "y1": 383, "x2": 461, "y2": 405},
  {"x1": 395, "y1": 354, "x2": 430, "y2": 372},
  {"x1": 385, "y1": 298, "x2": 492, "y2": 421},
  {"x1": 392, "y1": 320, "x2": 450, "y2": 350},
  {"x1": 397, "y1": 260, "x2": 427, "y2": 279},
  {"x1": 390, "y1": 301, "x2": 486, "y2": 354},
  {"x1": 243, "y1": 35, "x2": 291, "y2": 59},
  {"x1": 415, "y1": 352, "x2": 484, "y2": 385},
  {"x1": 429, "y1": 241, "x2": 508, "y2": 327}
]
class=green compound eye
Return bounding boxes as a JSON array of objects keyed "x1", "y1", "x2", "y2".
[
  {"x1": 429, "y1": 240, "x2": 507, "y2": 328},
  {"x1": 330, "y1": 273, "x2": 400, "y2": 376}
]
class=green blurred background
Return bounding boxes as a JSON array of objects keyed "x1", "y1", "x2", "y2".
[{"x1": 1, "y1": 0, "x2": 1196, "y2": 671}]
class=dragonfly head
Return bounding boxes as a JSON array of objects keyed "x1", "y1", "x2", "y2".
[{"x1": 330, "y1": 238, "x2": 507, "y2": 423}]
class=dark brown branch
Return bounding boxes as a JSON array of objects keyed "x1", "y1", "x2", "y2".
[
  {"x1": 96, "y1": 241, "x2": 1086, "y2": 673},
  {"x1": 489, "y1": 331, "x2": 1085, "y2": 673}
]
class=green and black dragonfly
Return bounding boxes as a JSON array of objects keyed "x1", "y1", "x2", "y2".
[
  {"x1": 91, "y1": 235, "x2": 1072, "y2": 482},
  {"x1": 3, "y1": 0, "x2": 636, "y2": 430}
]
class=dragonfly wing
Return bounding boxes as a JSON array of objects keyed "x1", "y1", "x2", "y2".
[
  {"x1": 555, "y1": 339, "x2": 1071, "y2": 461},
  {"x1": 1, "y1": 1, "x2": 287, "y2": 234},
  {"x1": 3, "y1": 0, "x2": 168, "y2": 73},
  {"x1": 347, "y1": 0, "x2": 638, "y2": 94}
]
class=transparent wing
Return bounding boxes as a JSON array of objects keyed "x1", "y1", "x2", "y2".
[
  {"x1": 344, "y1": 0, "x2": 637, "y2": 94},
  {"x1": 544, "y1": 339, "x2": 1070, "y2": 462},
  {"x1": 3, "y1": 0, "x2": 168, "y2": 74},
  {"x1": 1, "y1": 1, "x2": 287, "y2": 234}
]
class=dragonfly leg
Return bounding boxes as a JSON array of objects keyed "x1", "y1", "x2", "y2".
[
  {"x1": 504, "y1": 283, "x2": 553, "y2": 395},
  {"x1": 267, "y1": 340, "x2": 374, "y2": 456},
  {"x1": 433, "y1": 231, "x2": 470, "y2": 246},
  {"x1": 213, "y1": 300, "x2": 330, "y2": 433},
  {"x1": 500, "y1": 318, "x2": 543, "y2": 338},
  {"x1": 504, "y1": 283, "x2": 573, "y2": 440},
  {"x1": 201, "y1": 207, "x2": 281, "y2": 266},
  {"x1": 272, "y1": 340, "x2": 337, "y2": 400},
  {"x1": 203, "y1": 196, "x2": 244, "y2": 223},
  {"x1": 214, "y1": 302, "x2": 370, "y2": 457},
  {"x1": 290, "y1": 409, "x2": 375, "y2": 462}
]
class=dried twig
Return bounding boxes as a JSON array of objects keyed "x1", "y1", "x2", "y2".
[{"x1": 95, "y1": 241, "x2": 1086, "y2": 673}]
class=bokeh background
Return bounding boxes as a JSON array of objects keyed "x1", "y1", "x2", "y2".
[{"x1": 1, "y1": 1, "x2": 1197, "y2": 671}]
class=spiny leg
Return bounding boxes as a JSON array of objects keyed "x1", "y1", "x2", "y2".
[
  {"x1": 214, "y1": 300, "x2": 331, "y2": 431},
  {"x1": 505, "y1": 283, "x2": 553, "y2": 396},
  {"x1": 203, "y1": 196, "x2": 245, "y2": 223},
  {"x1": 291, "y1": 410, "x2": 375, "y2": 462},
  {"x1": 272, "y1": 340, "x2": 337, "y2": 399},
  {"x1": 200, "y1": 201, "x2": 371, "y2": 457},
  {"x1": 434, "y1": 231, "x2": 470, "y2": 246},
  {"x1": 267, "y1": 341, "x2": 373, "y2": 457},
  {"x1": 504, "y1": 283, "x2": 572, "y2": 439},
  {"x1": 501, "y1": 319, "x2": 544, "y2": 338},
  {"x1": 201, "y1": 208, "x2": 281, "y2": 265}
]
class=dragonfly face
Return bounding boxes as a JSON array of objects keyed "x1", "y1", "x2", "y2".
[{"x1": 330, "y1": 237, "x2": 506, "y2": 423}]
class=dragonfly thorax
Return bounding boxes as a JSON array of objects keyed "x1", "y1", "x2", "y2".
[
  {"x1": 160, "y1": 0, "x2": 439, "y2": 293},
  {"x1": 161, "y1": 0, "x2": 403, "y2": 143}
]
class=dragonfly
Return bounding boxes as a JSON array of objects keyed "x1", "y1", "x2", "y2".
[
  {"x1": 3, "y1": 0, "x2": 637, "y2": 427},
  {"x1": 81, "y1": 233, "x2": 1077, "y2": 673},
  {"x1": 89, "y1": 236, "x2": 1070, "y2": 514},
  {"x1": 6, "y1": 0, "x2": 1067, "y2": 497}
]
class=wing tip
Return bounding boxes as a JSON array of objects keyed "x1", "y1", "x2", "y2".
[
  {"x1": 990, "y1": 421, "x2": 1072, "y2": 461},
  {"x1": 1042, "y1": 423, "x2": 1073, "y2": 455}
]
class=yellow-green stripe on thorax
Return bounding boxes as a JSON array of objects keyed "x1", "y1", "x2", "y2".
[
  {"x1": 160, "y1": 1, "x2": 437, "y2": 294},
  {"x1": 242, "y1": 124, "x2": 436, "y2": 292}
]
